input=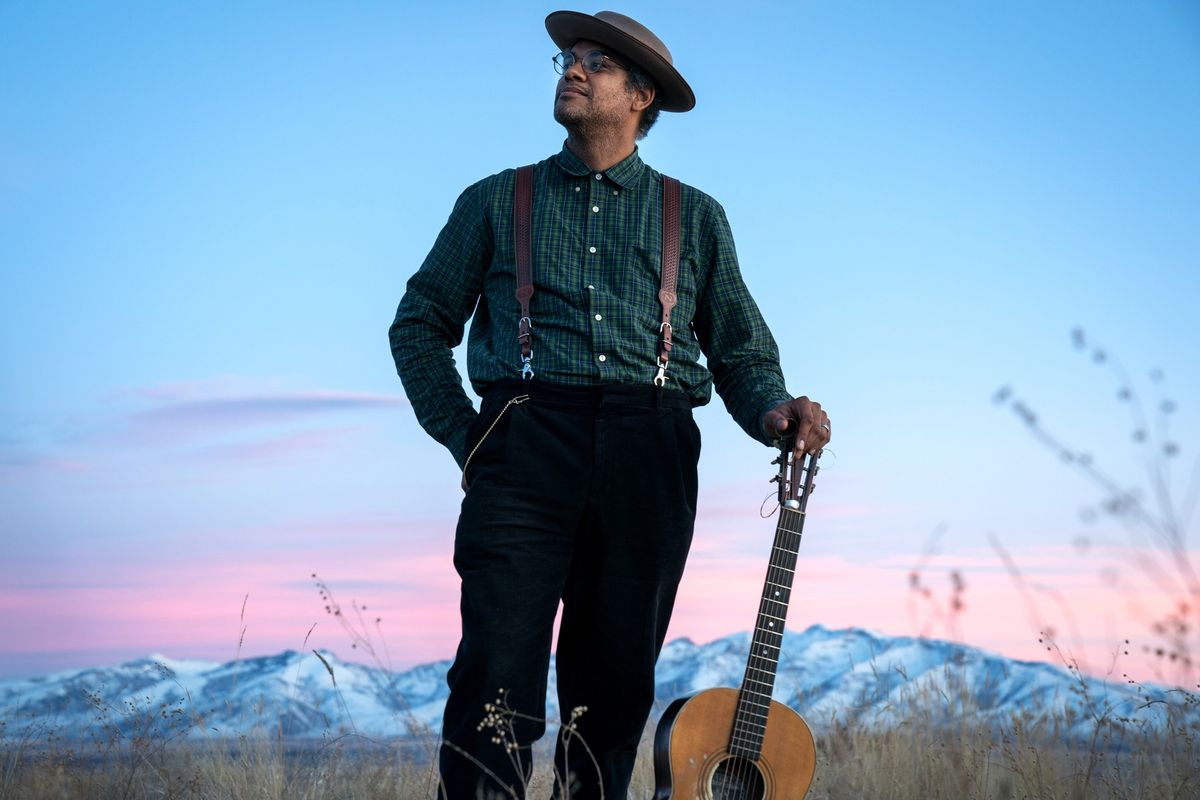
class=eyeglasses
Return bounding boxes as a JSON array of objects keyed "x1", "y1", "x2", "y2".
[{"x1": 552, "y1": 49, "x2": 628, "y2": 76}]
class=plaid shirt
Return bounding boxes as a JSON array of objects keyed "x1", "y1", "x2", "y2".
[{"x1": 389, "y1": 144, "x2": 791, "y2": 467}]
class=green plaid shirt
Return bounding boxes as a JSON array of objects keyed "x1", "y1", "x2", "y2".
[{"x1": 389, "y1": 144, "x2": 791, "y2": 467}]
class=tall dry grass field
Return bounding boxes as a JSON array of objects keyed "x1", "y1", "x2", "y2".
[{"x1": 3, "y1": 657, "x2": 1196, "y2": 800}]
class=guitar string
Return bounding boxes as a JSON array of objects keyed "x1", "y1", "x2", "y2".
[
  {"x1": 728, "y1": 528, "x2": 797, "y2": 792},
  {"x1": 726, "y1": 454, "x2": 813, "y2": 797},
  {"x1": 729, "y1": 512, "x2": 801, "y2": 791},
  {"x1": 731, "y1": 512, "x2": 801, "y2": 758}
]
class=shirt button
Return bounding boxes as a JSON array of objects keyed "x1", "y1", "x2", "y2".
[
  {"x1": 598, "y1": 354, "x2": 607, "y2": 362},
  {"x1": 586, "y1": 284, "x2": 595, "y2": 290},
  {"x1": 612, "y1": 189, "x2": 619, "y2": 196},
  {"x1": 591, "y1": 205, "x2": 599, "y2": 213},
  {"x1": 574, "y1": 186, "x2": 581, "y2": 192},
  {"x1": 594, "y1": 314, "x2": 602, "y2": 321},
  {"x1": 588, "y1": 246, "x2": 596, "y2": 254},
  {"x1": 594, "y1": 173, "x2": 603, "y2": 180}
]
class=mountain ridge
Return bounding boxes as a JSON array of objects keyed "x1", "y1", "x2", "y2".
[{"x1": 2, "y1": 624, "x2": 1189, "y2": 743}]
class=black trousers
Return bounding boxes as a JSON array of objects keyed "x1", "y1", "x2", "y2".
[{"x1": 439, "y1": 380, "x2": 700, "y2": 799}]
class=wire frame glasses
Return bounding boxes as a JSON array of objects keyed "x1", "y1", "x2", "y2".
[{"x1": 552, "y1": 49, "x2": 628, "y2": 75}]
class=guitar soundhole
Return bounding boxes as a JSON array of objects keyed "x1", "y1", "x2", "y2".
[{"x1": 708, "y1": 755, "x2": 766, "y2": 799}]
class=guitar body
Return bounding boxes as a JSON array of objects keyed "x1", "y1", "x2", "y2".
[
  {"x1": 656, "y1": 444, "x2": 822, "y2": 798},
  {"x1": 653, "y1": 687, "x2": 816, "y2": 799}
]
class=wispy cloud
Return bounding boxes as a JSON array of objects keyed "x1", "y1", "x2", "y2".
[
  {"x1": 2, "y1": 381, "x2": 411, "y2": 477},
  {"x1": 122, "y1": 391, "x2": 406, "y2": 443},
  {"x1": 180, "y1": 424, "x2": 366, "y2": 464}
]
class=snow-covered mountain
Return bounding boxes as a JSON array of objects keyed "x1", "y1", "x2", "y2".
[{"x1": 1, "y1": 625, "x2": 1188, "y2": 742}]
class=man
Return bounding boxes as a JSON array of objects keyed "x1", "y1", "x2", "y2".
[{"x1": 389, "y1": 10, "x2": 831, "y2": 798}]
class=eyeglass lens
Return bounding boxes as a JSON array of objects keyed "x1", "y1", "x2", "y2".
[{"x1": 553, "y1": 50, "x2": 608, "y2": 75}]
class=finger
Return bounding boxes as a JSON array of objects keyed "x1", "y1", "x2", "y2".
[
  {"x1": 794, "y1": 400, "x2": 822, "y2": 454},
  {"x1": 804, "y1": 405, "x2": 826, "y2": 447},
  {"x1": 762, "y1": 409, "x2": 790, "y2": 438},
  {"x1": 816, "y1": 405, "x2": 833, "y2": 449},
  {"x1": 815, "y1": 413, "x2": 831, "y2": 449}
]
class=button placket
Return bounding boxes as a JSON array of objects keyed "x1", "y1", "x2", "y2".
[
  {"x1": 585, "y1": 281, "x2": 610, "y2": 372},
  {"x1": 584, "y1": 174, "x2": 603, "y2": 257},
  {"x1": 584, "y1": 177, "x2": 617, "y2": 376}
]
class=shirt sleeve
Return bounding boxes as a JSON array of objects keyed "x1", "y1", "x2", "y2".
[
  {"x1": 691, "y1": 198, "x2": 793, "y2": 447},
  {"x1": 388, "y1": 179, "x2": 493, "y2": 468}
]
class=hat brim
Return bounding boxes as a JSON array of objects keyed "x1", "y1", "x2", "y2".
[{"x1": 545, "y1": 11, "x2": 695, "y2": 112}]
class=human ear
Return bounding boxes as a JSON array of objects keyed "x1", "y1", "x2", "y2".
[{"x1": 631, "y1": 84, "x2": 655, "y2": 112}]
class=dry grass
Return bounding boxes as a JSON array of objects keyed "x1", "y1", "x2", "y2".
[
  {"x1": 3, "y1": 662, "x2": 1196, "y2": 800},
  {"x1": 805, "y1": 671, "x2": 1199, "y2": 800}
]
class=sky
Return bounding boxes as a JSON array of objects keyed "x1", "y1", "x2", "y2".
[{"x1": 2, "y1": 1, "x2": 1199, "y2": 687}]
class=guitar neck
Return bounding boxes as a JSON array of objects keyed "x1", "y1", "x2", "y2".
[{"x1": 729, "y1": 471, "x2": 810, "y2": 760}]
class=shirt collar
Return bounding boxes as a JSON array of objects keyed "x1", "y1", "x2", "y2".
[{"x1": 554, "y1": 142, "x2": 645, "y2": 189}]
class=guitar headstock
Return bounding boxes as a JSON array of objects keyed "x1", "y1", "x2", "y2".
[{"x1": 772, "y1": 437, "x2": 820, "y2": 512}]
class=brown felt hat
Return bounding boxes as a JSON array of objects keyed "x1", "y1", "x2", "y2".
[{"x1": 545, "y1": 10, "x2": 696, "y2": 112}]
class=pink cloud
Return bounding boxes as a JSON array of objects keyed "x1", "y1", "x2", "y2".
[{"x1": 2, "y1": 508, "x2": 1194, "y2": 686}]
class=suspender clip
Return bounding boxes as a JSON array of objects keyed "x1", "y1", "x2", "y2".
[
  {"x1": 654, "y1": 358, "x2": 669, "y2": 387},
  {"x1": 517, "y1": 317, "x2": 534, "y2": 379}
]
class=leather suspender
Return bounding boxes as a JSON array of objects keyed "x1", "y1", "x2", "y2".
[
  {"x1": 512, "y1": 167, "x2": 682, "y2": 385},
  {"x1": 655, "y1": 176, "x2": 681, "y2": 386},
  {"x1": 514, "y1": 165, "x2": 536, "y2": 380}
]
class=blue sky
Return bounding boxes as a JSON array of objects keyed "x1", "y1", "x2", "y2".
[{"x1": 2, "y1": 1, "x2": 1198, "y2": 682}]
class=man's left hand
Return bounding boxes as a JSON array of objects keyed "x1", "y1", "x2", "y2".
[{"x1": 762, "y1": 396, "x2": 831, "y2": 455}]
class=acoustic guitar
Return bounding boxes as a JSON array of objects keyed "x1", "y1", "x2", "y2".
[{"x1": 653, "y1": 439, "x2": 819, "y2": 799}]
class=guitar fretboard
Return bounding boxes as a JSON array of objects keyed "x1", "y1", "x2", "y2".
[{"x1": 728, "y1": 504, "x2": 804, "y2": 760}]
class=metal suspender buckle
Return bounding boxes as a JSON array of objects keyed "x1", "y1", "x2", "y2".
[
  {"x1": 517, "y1": 317, "x2": 535, "y2": 380},
  {"x1": 654, "y1": 321, "x2": 672, "y2": 386}
]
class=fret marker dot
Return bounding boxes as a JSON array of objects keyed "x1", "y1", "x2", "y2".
[
  {"x1": 768, "y1": 622, "x2": 774, "y2": 628},
  {"x1": 774, "y1": 591, "x2": 780, "y2": 597}
]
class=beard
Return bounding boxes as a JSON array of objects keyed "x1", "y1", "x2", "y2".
[
  {"x1": 553, "y1": 95, "x2": 592, "y2": 136},
  {"x1": 553, "y1": 92, "x2": 628, "y2": 140}
]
